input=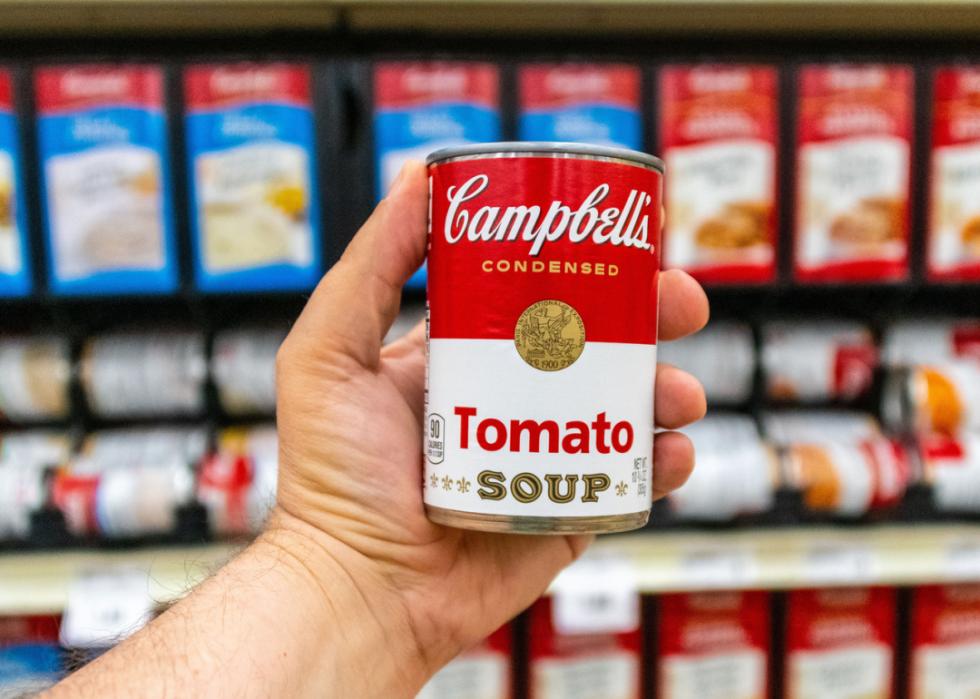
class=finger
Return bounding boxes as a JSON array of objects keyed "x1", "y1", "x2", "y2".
[
  {"x1": 285, "y1": 161, "x2": 428, "y2": 369},
  {"x1": 651, "y1": 430, "x2": 695, "y2": 500},
  {"x1": 655, "y1": 363, "x2": 707, "y2": 429},
  {"x1": 658, "y1": 269, "x2": 709, "y2": 342}
]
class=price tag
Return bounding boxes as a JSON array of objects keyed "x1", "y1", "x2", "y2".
[
  {"x1": 945, "y1": 539, "x2": 980, "y2": 581},
  {"x1": 60, "y1": 567, "x2": 156, "y2": 648},
  {"x1": 551, "y1": 555, "x2": 639, "y2": 635},
  {"x1": 680, "y1": 547, "x2": 756, "y2": 589},
  {"x1": 805, "y1": 542, "x2": 874, "y2": 585}
]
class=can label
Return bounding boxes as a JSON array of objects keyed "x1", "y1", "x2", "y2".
[
  {"x1": 184, "y1": 63, "x2": 321, "y2": 292},
  {"x1": 762, "y1": 321, "x2": 878, "y2": 402},
  {"x1": 424, "y1": 152, "x2": 660, "y2": 521},
  {"x1": 658, "y1": 322, "x2": 755, "y2": 405},
  {"x1": 794, "y1": 64, "x2": 913, "y2": 283},
  {"x1": 529, "y1": 597, "x2": 641, "y2": 699},
  {"x1": 920, "y1": 433, "x2": 980, "y2": 512},
  {"x1": 883, "y1": 319, "x2": 980, "y2": 368},
  {"x1": 211, "y1": 327, "x2": 285, "y2": 415},
  {"x1": 909, "y1": 361, "x2": 980, "y2": 435},
  {"x1": 81, "y1": 331, "x2": 207, "y2": 419},
  {"x1": 0, "y1": 69, "x2": 30, "y2": 298},
  {"x1": 785, "y1": 438, "x2": 909, "y2": 516},
  {"x1": 35, "y1": 65, "x2": 177, "y2": 295},
  {"x1": 657, "y1": 591, "x2": 770, "y2": 699},
  {"x1": 929, "y1": 67, "x2": 980, "y2": 281},
  {"x1": 786, "y1": 587, "x2": 896, "y2": 699},
  {"x1": 0, "y1": 337, "x2": 71, "y2": 421},
  {"x1": 672, "y1": 415, "x2": 777, "y2": 520},
  {"x1": 911, "y1": 584, "x2": 980, "y2": 699},
  {"x1": 518, "y1": 64, "x2": 642, "y2": 149},
  {"x1": 417, "y1": 625, "x2": 512, "y2": 699},
  {"x1": 661, "y1": 65, "x2": 778, "y2": 284}
]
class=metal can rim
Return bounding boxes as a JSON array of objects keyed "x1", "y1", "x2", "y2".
[{"x1": 425, "y1": 141, "x2": 665, "y2": 172}]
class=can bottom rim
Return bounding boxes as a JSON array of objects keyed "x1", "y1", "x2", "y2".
[{"x1": 425, "y1": 505, "x2": 650, "y2": 535}]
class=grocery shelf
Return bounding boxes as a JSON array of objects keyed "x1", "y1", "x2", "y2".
[
  {"x1": 602, "y1": 524, "x2": 980, "y2": 593},
  {"x1": 0, "y1": 544, "x2": 239, "y2": 616},
  {"x1": 5, "y1": 524, "x2": 980, "y2": 615},
  {"x1": 3, "y1": 0, "x2": 980, "y2": 37}
]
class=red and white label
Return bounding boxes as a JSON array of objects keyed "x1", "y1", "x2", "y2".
[
  {"x1": 418, "y1": 625, "x2": 512, "y2": 699},
  {"x1": 519, "y1": 64, "x2": 639, "y2": 110},
  {"x1": 660, "y1": 65, "x2": 778, "y2": 284},
  {"x1": 35, "y1": 65, "x2": 163, "y2": 113},
  {"x1": 920, "y1": 432, "x2": 980, "y2": 512},
  {"x1": 184, "y1": 63, "x2": 310, "y2": 110},
  {"x1": 928, "y1": 67, "x2": 980, "y2": 280},
  {"x1": 910, "y1": 584, "x2": 980, "y2": 699},
  {"x1": 424, "y1": 153, "x2": 661, "y2": 519},
  {"x1": 785, "y1": 587, "x2": 896, "y2": 699},
  {"x1": 374, "y1": 61, "x2": 498, "y2": 110},
  {"x1": 794, "y1": 64, "x2": 913, "y2": 283},
  {"x1": 529, "y1": 597, "x2": 641, "y2": 699},
  {"x1": 52, "y1": 471, "x2": 100, "y2": 537},
  {"x1": 785, "y1": 438, "x2": 909, "y2": 516},
  {"x1": 883, "y1": 319, "x2": 980, "y2": 368},
  {"x1": 656, "y1": 590, "x2": 769, "y2": 699},
  {"x1": 762, "y1": 321, "x2": 878, "y2": 402}
]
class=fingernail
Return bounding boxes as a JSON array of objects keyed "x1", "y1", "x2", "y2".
[{"x1": 390, "y1": 162, "x2": 413, "y2": 194}]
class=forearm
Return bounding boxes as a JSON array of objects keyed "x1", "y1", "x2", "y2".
[{"x1": 47, "y1": 513, "x2": 429, "y2": 698}]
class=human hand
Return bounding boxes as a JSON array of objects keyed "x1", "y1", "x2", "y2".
[{"x1": 270, "y1": 161, "x2": 709, "y2": 695}]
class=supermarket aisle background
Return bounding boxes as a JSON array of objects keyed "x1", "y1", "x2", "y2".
[{"x1": 3, "y1": 1, "x2": 980, "y2": 697}]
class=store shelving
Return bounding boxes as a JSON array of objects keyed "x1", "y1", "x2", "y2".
[
  {"x1": 6, "y1": 524, "x2": 980, "y2": 615},
  {"x1": 2, "y1": 0, "x2": 980, "y2": 37}
]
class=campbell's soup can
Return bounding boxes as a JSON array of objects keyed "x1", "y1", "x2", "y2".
[{"x1": 423, "y1": 142, "x2": 663, "y2": 533}]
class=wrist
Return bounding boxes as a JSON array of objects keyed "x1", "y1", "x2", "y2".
[{"x1": 260, "y1": 508, "x2": 433, "y2": 697}]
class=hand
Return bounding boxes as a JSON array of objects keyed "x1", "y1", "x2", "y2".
[{"x1": 270, "y1": 161, "x2": 709, "y2": 694}]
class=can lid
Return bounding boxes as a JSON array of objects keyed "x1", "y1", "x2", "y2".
[{"x1": 425, "y1": 141, "x2": 664, "y2": 172}]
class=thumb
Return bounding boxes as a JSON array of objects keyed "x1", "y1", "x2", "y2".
[{"x1": 284, "y1": 160, "x2": 428, "y2": 370}]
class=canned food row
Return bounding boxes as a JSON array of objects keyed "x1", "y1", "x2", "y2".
[
  {"x1": 4, "y1": 314, "x2": 974, "y2": 426},
  {"x1": 0, "y1": 424, "x2": 277, "y2": 542},
  {"x1": 670, "y1": 410, "x2": 980, "y2": 522},
  {"x1": 661, "y1": 318, "x2": 980, "y2": 421},
  {"x1": 3, "y1": 61, "x2": 980, "y2": 298},
  {"x1": 419, "y1": 585, "x2": 963, "y2": 699},
  {"x1": 6, "y1": 584, "x2": 974, "y2": 699},
  {"x1": 0, "y1": 327, "x2": 284, "y2": 423}
]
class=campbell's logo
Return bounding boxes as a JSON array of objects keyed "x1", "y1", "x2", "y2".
[
  {"x1": 443, "y1": 174, "x2": 654, "y2": 256},
  {"x1": 403, "y1": 67, "x2": 468, "y2": 95},
  {"x1": 209, "y1": 68, "x2": 280, "y2": 96},
  {"x1": 689, "y1": 68, "x2": 751, "y2": 94},
  {"x1": 545, "y1": 70, "x2": 612, "y2": 96},
  {"x1": 826, "y1": 67, "x2": 887, "y2": 91},
  {"x1": 61, "y1": 71, "x2": 130, "y2": 99}
]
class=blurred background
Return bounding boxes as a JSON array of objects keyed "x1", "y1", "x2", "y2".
[{"x1": 2, "y1": 1, "x2": 980, "y2": 697}]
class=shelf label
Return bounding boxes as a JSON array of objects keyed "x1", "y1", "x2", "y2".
[
  {"x1": 680, "y1": 547, "x2": 757, "y2": 589},
  {"x1": 60, "y1": 567, "x2": 156, "y2": 648},
  {"x1": 551, "y1": 554, "x2": 639, "y2": 635},
  {"x1": 945, "y1": 538, "x2": 980, "y2": 581},
  {"x1": 804, "y1": 542, "x2": 874, "y2": 585}
]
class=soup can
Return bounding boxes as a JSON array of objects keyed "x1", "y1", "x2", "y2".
[{"x1": 423, "y1": 142, "x2": 663, "y2": 533}]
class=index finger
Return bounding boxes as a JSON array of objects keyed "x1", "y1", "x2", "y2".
[{"x1": 658, "y1": 269, "x2": 710, "y2": 342}]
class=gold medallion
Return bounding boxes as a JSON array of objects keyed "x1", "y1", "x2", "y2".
[{"x1": 514, "y1": 300, "x2": 586, "y2": 371}]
